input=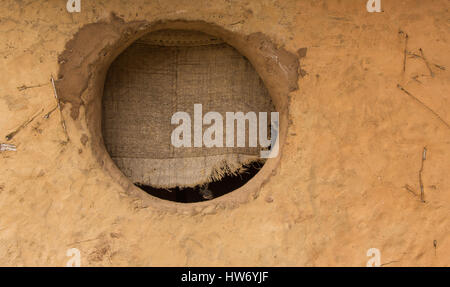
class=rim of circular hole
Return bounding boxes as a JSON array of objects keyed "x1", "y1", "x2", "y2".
[{"x1": 56, "y1": 18, "x2": 298, "y2": 214}]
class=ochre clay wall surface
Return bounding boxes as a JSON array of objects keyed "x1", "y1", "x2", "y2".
[{"x1": 0, "y1": 0, "x2": 449, "y2": 266}]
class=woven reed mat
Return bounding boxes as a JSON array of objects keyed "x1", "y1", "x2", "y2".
[{"x1": 102, "y1": 30, "x2": 274, "y2": 188}]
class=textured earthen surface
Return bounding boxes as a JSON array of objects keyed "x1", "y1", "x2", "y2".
[{"x1": 0, "y1": 0, "x2": 449, "y2": 266}]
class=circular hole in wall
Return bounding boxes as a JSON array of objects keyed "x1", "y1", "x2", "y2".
[{"x1": 101, "y1": 29, "x2": 276, "y2": 203}]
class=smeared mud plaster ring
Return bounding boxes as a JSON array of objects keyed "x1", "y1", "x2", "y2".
[{"x1": 55, "y1": 15, "x2": 300, "y2": 214}]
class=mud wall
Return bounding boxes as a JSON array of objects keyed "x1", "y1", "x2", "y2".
[{"x1": 0, "y1": 0, "x2": 449, "y2": 266}]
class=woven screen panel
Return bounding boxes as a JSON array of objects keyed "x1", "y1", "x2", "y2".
[{"x1": 102, "y1": 30, "x2": 274, "y2": 188}]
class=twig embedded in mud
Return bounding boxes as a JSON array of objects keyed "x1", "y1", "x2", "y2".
[
  {"x1": 403, "y1": 148, "x2": 428, "y2": 204},
  {"x1": 419, "y1": 48, "x2": 434, "y2": 78},
  {"x1": 50, "y1": 75, "x2": 70, "y2": 142},
  {"x1": 433, "y1": 63, "x2": 446, "y2": 71},
  {"x1": 5, "y1": 108, "x2": 44, "y2": 141},
  {"x1": 419, "y1": 147, "x2": 427, "y2": 203},
  {"x1": 403, "y1": 184, "x2": 418, "y2": 196},
  {"x1": 17, "y1": 82, "x2": 49, "y2": 91},
  {"x1": 43, "y1": 104, "x2": 58, "y2": 119},
  {"x1": 380, "y1": 260, "x2": 400, "y2": 267},
  {"x1": 411, "y1": 75, "x2": 422, "y2": 84},
  {"x1": 408, "y1": 51, "x2": 445, "y2": 72},
  {"x1": 408, "y1": 52, "x2": 421, "y2": 59},
  {"x1": 396, "y1": 84, "x2": 450, "y2": 130},
  {"x1": 66, "y1": 237, "x2": 100, "y2": 246},
  {"x1": 399, "y1": 30, "x2": 409, "y2": 73},
  {"x1": 229, "y1": 20, "x2": 245, "y2": 26}
]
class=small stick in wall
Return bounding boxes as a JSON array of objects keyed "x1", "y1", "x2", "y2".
[
  {"x1": 50, "y1": 76, "x2": 70, "y2": 142},
  {"x1": 396, "y1": 84, "x2": 450, "y2": 130},
  {"x1": 43, "y1": 104, "x2": 58, "y2": 119},
  {"x1": 419, "y1": 146, "x2": 427, "y2": 203},
  {"x1": 402, "y1": 31, "x2": 408, "y2": 73},
  {"x1": 403, "y1": 184, "x2": 418, "y2": 196},
  {"x1": 5, "y1": 108, "x2": 44, "y2": 141},
  {"x1": 17, "y1": 82, "x2": 49, "y2": 91},
  {"x1": 419, "y1": 48, "x2": 434, "y2": 77}
]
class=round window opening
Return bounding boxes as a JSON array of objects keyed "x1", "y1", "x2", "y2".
[{"x1": 102, "y1": 29, "x2": 276, "y2": 203}]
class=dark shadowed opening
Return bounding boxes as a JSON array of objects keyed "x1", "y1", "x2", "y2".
[{"x1": 135, "y1": 161, "x2": 263, "y2": 203}]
